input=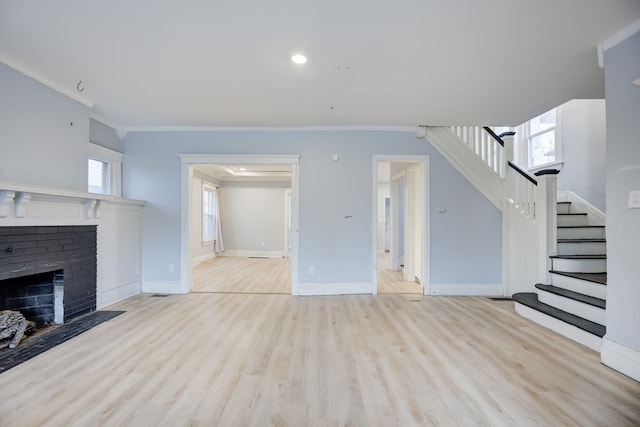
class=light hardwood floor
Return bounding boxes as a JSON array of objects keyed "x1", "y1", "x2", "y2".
[
  {"x1": 192, "y1": 253, "x2": 420, "y2": 295},
  {"x1": 193, "y1": 256, "x2": 291, "y2": 294},
  {"x1": 377, "y1": 252, "x2": 422, "y2": 294},
  {"x1": 1, "y1": 293, "x2": 638, "y2": 426}
]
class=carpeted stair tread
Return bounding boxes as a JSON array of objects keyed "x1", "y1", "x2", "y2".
[
  {"x1": 512, "y1": 293, "x2": 605, "y2": 337},
  {"x1": 535, "y1": 284, "x2": 606, "y2": 309}
]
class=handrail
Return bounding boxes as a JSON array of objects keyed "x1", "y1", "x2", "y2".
[
  {"x1": 508, "y1": 161, "x2": 537, "y2": 185},
  {"x1": 482, "y1": 127, "x2": 505, "y2": 146}
]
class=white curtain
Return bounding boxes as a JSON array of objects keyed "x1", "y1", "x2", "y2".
[{"x1": 214, "y1": 187, "x2": 225, "y2": 253}]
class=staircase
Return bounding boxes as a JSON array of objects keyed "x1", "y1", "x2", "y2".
[{"x1": 513, "y1": 200, "x2": 607, "y2": 352}]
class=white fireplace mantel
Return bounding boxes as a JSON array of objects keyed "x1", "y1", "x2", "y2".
[{"x1": 0, "y1": 180, "x2": 144, "y2": 226}]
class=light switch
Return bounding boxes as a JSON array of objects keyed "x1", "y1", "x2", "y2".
[{"x1": 628, "y1": 190, "x2": 640, "y2": 209}]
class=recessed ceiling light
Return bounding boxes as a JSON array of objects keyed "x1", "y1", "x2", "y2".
[{"x1": 291, "y1": 54, "x2": 307, "y2": 64}]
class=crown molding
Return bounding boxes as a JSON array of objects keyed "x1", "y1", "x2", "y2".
[
  {"x1": 124, "y1": 125, "x2": 416, "y2": 133},
  {"x1": 0, "y1": 55, "x2": 94, "y2": 108}
]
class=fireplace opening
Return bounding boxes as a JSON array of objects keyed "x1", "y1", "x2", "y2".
[{"x1": 0, "y1": 270, "x2": 64, "y2": 328}]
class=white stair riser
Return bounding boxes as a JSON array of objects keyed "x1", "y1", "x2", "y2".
[
  {"x1": 557, "y1": 242, "x2": 607, "y2": 255},
  {"x1": 558, "y1": 227, "x2": 606, "y2": 240},
  {"x1": 557, "y1": 215, "x2": 588, "y2": 227},
  {"x1": 557, "y1": 203, "x2": 571, "y2": 214},
  {"x1": 551, "y1": 274, "x2": 607, "y2": 300},
  {"x1": 551, "y1": 258, "x2": 607, "y2": 273},
  {"x1": 538, "y1": 290, "x2": 606, "y2": 325},
  {"x1": 514, "y1": 303, "x2": 602, "y2": 352}
]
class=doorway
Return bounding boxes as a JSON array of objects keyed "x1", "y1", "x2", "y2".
[
  {"x1": 373, "y1": 156, "x2": 429, "y2": 295},
  {"x1": 179, "y1": 154, "x2": 300, "y2": 295}
]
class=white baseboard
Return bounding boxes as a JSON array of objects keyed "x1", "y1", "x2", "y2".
[
  {"x1": 297, "y1": 282, "x2": 372, "y2": 296},
  {"x1": 557, "y1": 190, "x2": 606, "y2": 225},
  {"x1": 601, "y1": 337, "x2": 640, "y2": 382},
  {"x1": 97, "y1": 280, "x2": 141, "y2": 309},
  {"x1": 142, "y1": 281, "x2": 182, "y2": 294},
  {"x1": 192, "y1": 252, "x2": 216, "y2": 265},
  {"x1": 222, "y1": 250, "x2": 285, "y2": 258},
  {"x1": 429, "y1": 283, "x2": 503, "y2": 296},
  {"x1": 514, "y1": 302, "x2": 602, "y2": 352}
]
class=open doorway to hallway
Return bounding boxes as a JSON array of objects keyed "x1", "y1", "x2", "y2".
[{"x1": 374, "y1": 158, "x2": 429, "y2": 294}]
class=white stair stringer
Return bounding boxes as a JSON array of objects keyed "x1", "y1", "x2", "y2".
[
  {"x1": 514, "y1": 302, "x2": 602, "y2": 352},
  {"x1": 424, "y1": 126, "x2": 503, "y2": 210},
  {"x1": 537, "y1": 288, "x2": 606, "y2": 325},
  {"x1": 550, "y1": 273, "x2": 607, "y2": 300}
]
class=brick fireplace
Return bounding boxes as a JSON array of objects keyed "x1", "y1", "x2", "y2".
[{"x1": 0, "y1": 226, "x2": 97, "y2": 324}]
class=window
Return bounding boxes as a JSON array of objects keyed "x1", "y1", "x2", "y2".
[
  {"x1": 202, "y1": 184, "x2": 216, "y2": 243},
  {"x1": 523, "y1": 108, "x2": 558, "y2": 169},
  {"x1": 88, "y1": 159, "x2": 109, "y2": 194},
  {"x1": 88, "y1": 143, "x2": 124, "y2": 196}
]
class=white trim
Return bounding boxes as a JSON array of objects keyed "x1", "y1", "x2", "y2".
[
  {"x1": 192, "y1": 252, "x2": 216, "y2": 266},
  {"x1": 514, "y1": 302, "x2": 602, "y2": 352},
  {"x1": 128, "y1": 125, "x2": 415, "y2": 133},
  {"x1": 557, "y1": 190, "x2": 606, "y2": 226},
  {"x1": 297, "y1": 282, "x2": 372, "y2": 296},
  {"x1": 142, "y1": 281, "x2": 182, "y2": 294},
  {"x1": 0, "y1": 55, "x2": 94, "y2": 108},
  {"x1": 599, "y1": 18, "x2": 640, "y2": 53},
  {"x1": 601, "y1": 337, "x2": 640, "y2": 382},
  {"x1": 180, "y1": 155, "x2": 300, "y2": 295},
  {"x1": 181, "y1": 154, "x2": 301, "y2": 165},
  {"x1": 221, "y1": 250, "x2": 285, "y2": 258},
  {"x1": 430, "y1": 283, "x2": 503, "y2": 296}
]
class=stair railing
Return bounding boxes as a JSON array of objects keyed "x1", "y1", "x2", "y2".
[
  {"x1": 506, "y1": 161, "x2": 537, "y2": 221},
  {"x1": 449, "y1": 126, "x2": 512, "y2": 178}
]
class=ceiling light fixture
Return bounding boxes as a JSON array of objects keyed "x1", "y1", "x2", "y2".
[{"x1": 291, "y1": 53, "x2": 307, "y2": 65}]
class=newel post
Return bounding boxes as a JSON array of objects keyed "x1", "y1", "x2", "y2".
[{"x1": 534, "y1": 169, "x2": 560, "y2": 284}]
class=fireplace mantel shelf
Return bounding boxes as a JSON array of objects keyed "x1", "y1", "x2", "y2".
[{"x1": 0, "y1": 180, "x2": 144, "y2": 224}]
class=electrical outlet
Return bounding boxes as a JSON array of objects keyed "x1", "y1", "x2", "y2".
[
  {"x1": 628, "y1": 190, "x2": 640, "y2": 209},
  {"x1": 308, "y1": 266, "x2": 315, "y2": 275},
  {"x1": 168, "y1": 263, "x2": 175, "y2": 272}
]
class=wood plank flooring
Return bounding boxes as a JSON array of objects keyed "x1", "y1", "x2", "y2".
[
  {"x1": 377, "y1": 252, "x2": 422, "y2": 294},
  {"x1": 1, "y1": 293, "x2": 638, "y2": 426},
  {"x1": 192, "y1": 253, "x2": 420, "y2": 295},
  {"x1": 193, "y1": 256, "x2": 291, "y2": 294}
]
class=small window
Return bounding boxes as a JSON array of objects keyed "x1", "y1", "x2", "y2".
[
  {"x1": 88, "y1": 159, "x2": 109, "y2": 194},
  {"x1": 88, "y1": 143, "x2": 123, "y2": 196},
  {"x1": 202, "y1": 185, "x2": 215, "y2": 243}
]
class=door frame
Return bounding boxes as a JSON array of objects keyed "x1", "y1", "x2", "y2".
[
  {"x1": 179, "y1": 154, "x2": 300, "y2": 295},
  {"x1": 372, "y1": 155, "x2": 430, "y2": 295}
]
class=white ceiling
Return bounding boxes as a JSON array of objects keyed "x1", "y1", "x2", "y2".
[{"x1": 1, "y1": 1, "x2": 639, "y2": 129}]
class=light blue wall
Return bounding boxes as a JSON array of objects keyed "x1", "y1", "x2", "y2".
[
  {"x1": 603, "y1": 30, "x2": 640, "y2": 352},
  {"x1": 0, "y1": 63, "x2": 89, "y2": 191},
  {"x1": 557, "y1": 99, "x2": 607, "y2": 212},
  {"x1": 122, "y1": 130, "x2": 502, "y2": 288},
  {"x1": 90, "y1": 119, "x2": 123, "y2": 153},
  {"x1": 221, "y1": 182, "x2": 288, "y2": 253}
]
